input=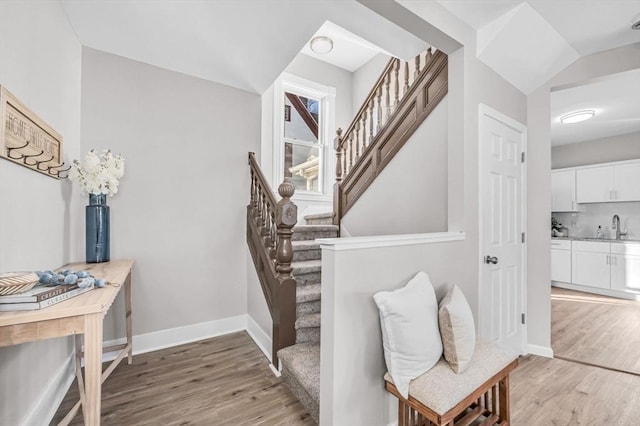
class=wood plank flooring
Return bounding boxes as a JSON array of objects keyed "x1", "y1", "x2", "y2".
[
  {"x1": 551, "y1": 286, "x2": 640, "y2": 375},
  {"x1": 511, "y1": 355, "x2": 640, "y2": 425},
  {"x1": 51, "y1": 332, "x2": 314, "y2": 426},
  {"x1": 51, "y1": 328, "x2": 640, "y2": 425}
]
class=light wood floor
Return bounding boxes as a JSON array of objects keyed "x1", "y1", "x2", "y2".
[
  {"x1": 511, "y1": 355, "x2": 640, "y2": 425},
  {"x1": 551, "y1": 286, "x2": 640, "y2": 375},
  {"x1": 51, "y1": 329, "x2": 640, "y2": 426},
  {"x1": 51, "y1": 332, "x2": 314, "y2": 426}
]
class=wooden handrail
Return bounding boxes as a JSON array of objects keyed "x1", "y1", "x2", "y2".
[
  {"x1": 334, "y1": 49, "x2": 448, "y2": 224},
  {"x1": 247, "y1": 152, "x2": 297, "y2": 368}
]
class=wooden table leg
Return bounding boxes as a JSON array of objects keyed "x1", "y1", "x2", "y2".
[
  {"x1": 83, "y1": 313, "x2": 103, "y2": 426},
  {"x1": 124, "y1": 272, "x2": 133, "y2": 364}
]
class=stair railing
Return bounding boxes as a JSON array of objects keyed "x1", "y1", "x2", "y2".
[
  {"x1": 247, "y1": 152, "x2": 297, "y2": 368},
  {"x1": 333, "y1": 48, "x2": 448, "y2": 223}
]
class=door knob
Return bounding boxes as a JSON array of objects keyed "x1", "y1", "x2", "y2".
[{"x1": 484, "y1": 255, "x2": 498, "y2": 265}]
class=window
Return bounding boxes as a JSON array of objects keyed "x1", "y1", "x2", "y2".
[{"x1": 274, "y1": 73, "x2": 335, "y2": 199}]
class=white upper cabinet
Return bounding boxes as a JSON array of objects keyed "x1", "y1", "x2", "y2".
[
  {"x1": 613, "y1": 162, "x2": 640, "y2": 201},
  {"x1": 551, "y1": 169, "x2": 577, "y2": 212},
  {"x1": 576, "y1": 161, "x2": 640, "y2": 203}
]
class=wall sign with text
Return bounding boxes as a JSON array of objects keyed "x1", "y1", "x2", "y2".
[{"x1": 0, "y1": 86, "x2": 65, "y2": 179}]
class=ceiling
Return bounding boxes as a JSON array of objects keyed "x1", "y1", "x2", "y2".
[
  {"x1": 60, "y1": 0, "x2": 425, "y2": 94},
  {"x1": 435, "y1": 0, "x2": 640, "y2": 94},
  {"x1": 300, "y1": 21, "x2": 388, "y2": 72},
  {"x1": 550, "y1": 69, "x2": 640, "y2": 146}
]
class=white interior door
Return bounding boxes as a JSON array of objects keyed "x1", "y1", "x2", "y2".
[{"x1": 479, "y1": 105, "x2": 526, "y2": 354}]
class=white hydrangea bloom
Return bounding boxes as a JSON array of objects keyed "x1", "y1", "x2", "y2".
[{"x1": 69, "y1": 149, "x2": 126, "y2": 197}]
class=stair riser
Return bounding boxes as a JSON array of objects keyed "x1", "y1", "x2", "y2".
[
  {"x1": 293, "y1": 249, "x2": 321, "y2": 262},
  {"x1": 292, "y1": 231, "x2": 338, "y2": 241},
  {"x1": 296, "y1": 327, "x2": 320, "y2": 344},
  {"x1": 294, "y1": 272, "x2": 321, "y2": 286},
  {"x1": 281, "y1": 366, "x2": 319, "y2": 424},
  {"x1": 297, "y1": 300, "x2": 321, "y2": 316}
]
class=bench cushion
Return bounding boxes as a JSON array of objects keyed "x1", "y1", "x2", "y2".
[{"x1": 385, "y1": 340, "x2": 517, "y2": 415}]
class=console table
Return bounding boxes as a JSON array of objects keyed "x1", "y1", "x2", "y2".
[{"x1": 0, "y1": 259, "x2": 135, "y2": 425}]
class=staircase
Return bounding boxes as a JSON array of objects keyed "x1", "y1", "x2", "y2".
[
  {"x1": 248, "y1": 47, "x2": 448, "y2": 425},
  {"x1": 278, "y1": 212, "x2": 336, "y2": 424}
]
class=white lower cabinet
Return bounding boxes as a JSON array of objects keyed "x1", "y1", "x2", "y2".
[
  {"x1": 571, "y1": 244, "x2": 611, "y2": 289},
  {"x1": 551, "y1": 240, "x2": 571, "y2": 282},
  {"x1": 610, "y1": 243, "x2": 640, "y2": 293}
]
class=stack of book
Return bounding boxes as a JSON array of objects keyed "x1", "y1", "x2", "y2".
[{"x1": 0, "y1": 284, "x2": 93, "y2": 312}]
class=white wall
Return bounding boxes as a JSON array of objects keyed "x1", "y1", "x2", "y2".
[
  {"x1": 552, "y1": 131, "x2": 640, "y2": 169},
  {"x1": 356, "y1": 1, "x2": 527, "y2": 350},
  {"x1": 81, "y1": 48, "x2": 261, "y2": 339},
  {"x1": 527, "y1": 43, "x2": 640, "y2": 347},
  {"x1": 0, "y1": 1, "x2": 82, "y2": 424},
  {"x1": 319, "y1": 234, "x2": 466, "y2": 426},
  {"x1": 341, "y1": 97, "x2": 449, "y2": 236}
]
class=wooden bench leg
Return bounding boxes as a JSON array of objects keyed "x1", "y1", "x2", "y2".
[{"x1": 499, "y1": 374, "x2": 511, "y2": 423}]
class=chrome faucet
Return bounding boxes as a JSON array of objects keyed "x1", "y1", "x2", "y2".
[{"x1": 612, "y1": 215, "x2": 621, "y2": 240}]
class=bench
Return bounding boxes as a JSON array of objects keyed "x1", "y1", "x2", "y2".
[{"x1": 385, "y1": 340, "x2": 519, "y2": 426}]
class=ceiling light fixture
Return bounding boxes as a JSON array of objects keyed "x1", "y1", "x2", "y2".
[
  {"x1": 560, "y1": 110, "x2": 596, "y2": 124},
  {"x1": 310, "y1": 36, "x2": 333, "y2": 54},
  {"x1": 632, "y1": 19, "x2": 640, "y2": 30}
]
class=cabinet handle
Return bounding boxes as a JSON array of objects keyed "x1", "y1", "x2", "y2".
[{"x1": 606, "y1": 255, "x2": 610, "y2": 265}]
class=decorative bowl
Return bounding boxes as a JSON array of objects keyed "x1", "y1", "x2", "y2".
[{"x1": 0, "y1": 272, "x2": 40, "y2": 296}]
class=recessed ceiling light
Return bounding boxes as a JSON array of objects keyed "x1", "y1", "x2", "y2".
[
  {"x1": 560, "y1": 110, "x2": 596, "y2": 124},
  {"x1": 310, "y1": 36, "x2": 333, "y2": 54}
]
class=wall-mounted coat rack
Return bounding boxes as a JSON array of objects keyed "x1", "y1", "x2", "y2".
[{"x1": 0, "y1": 85, "x2": 65, "y2": 179}]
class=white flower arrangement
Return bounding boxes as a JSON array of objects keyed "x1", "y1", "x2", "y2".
[{"x1": 69, "y1": 149, "x2": 125, "y2": 196}]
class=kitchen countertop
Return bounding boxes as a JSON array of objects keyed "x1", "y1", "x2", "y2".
[{"x1": 551, "y1": 236, "x2": 640, "y2": 244}]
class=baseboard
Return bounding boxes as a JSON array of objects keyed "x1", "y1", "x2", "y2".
[
  {"x1": 101, "y1": 314, "x2": 248, "y2": 361},
  {"x1": 21, "y1": 352, "x2": 75, "y2": 426},
  {"x1": 527, "y1": 344, "x2": 554, "y2": 358},
  {"x1": 245, "y1": 314, "x2": 272, "y2": 363}
]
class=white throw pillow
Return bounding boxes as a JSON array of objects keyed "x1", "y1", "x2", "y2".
[
  {"x1": 373, "y1": 271, "x2": 443, "y2": 399},
  {"x1": 438, "y1": 284, "x2": 476, "y2": 373}
]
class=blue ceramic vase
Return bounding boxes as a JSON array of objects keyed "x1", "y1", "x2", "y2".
[{"x1": 86, "y1": 193, "x2": 110, "y2": 263}]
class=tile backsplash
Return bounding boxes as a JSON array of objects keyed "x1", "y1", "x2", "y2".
[{"x1": 553, "y1": 202, "x2": 640, "y2": 239}]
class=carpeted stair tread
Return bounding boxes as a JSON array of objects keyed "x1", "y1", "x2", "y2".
[
  {"x1": 293, "y1": 224, "x2": 338, "y2": 233},
  {"x1": 296, "y1": 327, "x2": 320, "y2": 344},
  {"x1": 292, "y1": 240, "x2": 321, "y2": 251},
  {"x1": 296, "y1": 283, "x2": 321, "y2": 303},
  {"x1": 292, "y1": 259, "x2": 322, "y2": 275},
  {"x1": 295, "y1": 312, "x2": 321, "y2": 329},
  {"x1": 303, "y1": 212, "x2": 334, "y2": 221},
  {"x1": 278, "y1": 343, "x2": 320, "y2": 402},
  {"x1": 304, "y1": 212, "x2": 335, "y2": 225}
]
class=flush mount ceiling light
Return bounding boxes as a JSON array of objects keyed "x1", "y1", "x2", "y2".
[
  {"x1": 310, "y1": 36, "x2": 333, "y2": 54},
  {"x1": 632, "y1": 19, "x2": 640, "y2": 30},
  {"x1": 560, "y1": 110, "x2": 596, "y2": 124}
]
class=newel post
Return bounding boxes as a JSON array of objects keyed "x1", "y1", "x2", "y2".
[{"x1": 275, "y1": 179, "x2": 297, "y2": 275}]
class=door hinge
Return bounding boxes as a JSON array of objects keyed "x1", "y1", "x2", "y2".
[
  {"x1": 521, "y1": 232, "x2": 525, "y2": 243},
  {"x1": 521, "y1": 152, "x2": 525, "y2": 163},
  {"x1": 521, "y1": 313, "x2": 526, "y2": 325}
]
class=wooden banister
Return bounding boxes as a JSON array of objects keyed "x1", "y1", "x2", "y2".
[
  {"x1": 247, "y1": 152, "x2": 297, "y2": 368},
  {"x1": 334, "y1": 49, "x2": 448, "y2": 224}
]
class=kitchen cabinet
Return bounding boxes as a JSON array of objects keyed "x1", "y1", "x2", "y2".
[
  {"x1": 576, "y1": 161, "x2": 640, "y2": 203},
  {"x1": 611, "y1": 243, "x2": 640, "y2": 293},
  {"x1": 551, "y1": 239, "x2": 571, "y2": 282},
  {"x1": 551, "y1": 170, "x2": 577, "y2": 212},
  {"x1": 571, "y1": 241, "x2": 611, "y2": 289}
]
